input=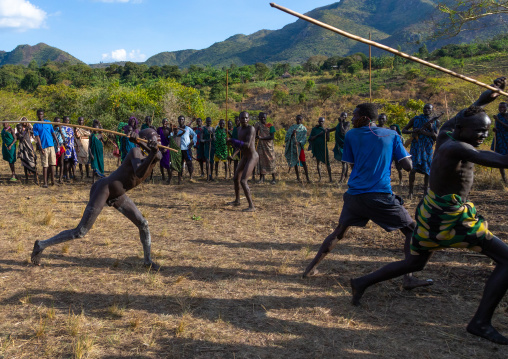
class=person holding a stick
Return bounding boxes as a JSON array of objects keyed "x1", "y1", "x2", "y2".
[
  {"x1": 202, "y1": 117, "x2": 216, "y2": 181},
  {"x1": 1, "y1": 120, "x2": 17, "y2": 182},
  {"x1": 15, "y1": 121, "x2": 38, "y2": 184},
  {"x1": 229, "y1": 116, "x2": 242, "y2": 177},
  {"x1": 491, "y1": 102, "x2": 508, "y2": 184},
  {"x1": 31, "y1": 128, "x2": 162, "y2": 270},
  {"x1": 214, "y1": 119, "x2": 229, "y2": 180},
  {"x1": 284, "y1": 114, "x2": 310, "y2": 183},
  {"x1": 402, "y1": 104, "x2": 440, "y2": 199},
  {"x1": 254, "y1": 112, "x2": 277, "y2": 184},
  {"x1": 303, "y1": 103, "x2": 431, "y2": 291},
  {"x1": 75, "y1": 117, "x2": 91, "y2": 179},
  {"x1": 142, "y1": 116, "x2": 155, "y2": 130},
  {"x1": 330, "y1": 112, "x2": 350, "y2": 183},
  {"x1": 351, "y1": 77, "x2": 508, "y2": 345},
  {"x1": 227, "y1": 111, "x2": 259, "y2": 212},
  {"x1": 308, "y1": 117, "x2": 332, "y2": 183},
  {"x1": 33, "y1": 109, "x2": 59, "y2": 188},
  {"x1": 193, "y1": 118, "x2": 206, "y2": 177},
  {"x1": 53, "y1": 117, "x2": 67, "y2": 184},
  {"x1": 157, "y1": 118, "x2": 172, "y2": 182},
  {"x1": 390, "y1": 123, "x2": 405, "y2": 186},
  {"x1": 62, "y1": 116, "x2": 78, "y2": 181},
  {"x1": 175, "y1": 115, "x2": 196, "y2": 183}
]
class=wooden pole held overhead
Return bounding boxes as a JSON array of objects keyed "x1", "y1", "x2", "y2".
[
  {"x1": 269, "y1": 2, "x2": 508, "y2": 97},
  {"x1": 369, "y1": 32, "x2": 372, "y2": 103}
]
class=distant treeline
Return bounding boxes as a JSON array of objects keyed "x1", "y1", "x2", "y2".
[{"x1": 2, "y1": 34, "x2": 508, "y2": 95}]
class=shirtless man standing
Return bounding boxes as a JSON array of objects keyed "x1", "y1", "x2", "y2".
[
  {"x1": 227, "y1": 111, "x2": 259, "y2": 212},
  {"x1": 351, "y1": 77, "x2": 508, "y2": 345},
  {"x1": 31, "y1": 128, "x2": 162, "y2": 270}
]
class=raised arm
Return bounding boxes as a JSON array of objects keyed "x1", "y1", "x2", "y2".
[
  {"x1": 441, "y1": 77, "x2": 507, "y2": 134},
  {"x1": 129, "y1": 135, "x2": 160, "y2": 178}
]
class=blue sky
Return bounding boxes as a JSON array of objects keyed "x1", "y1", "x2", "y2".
[{"x1": 0, "y1": 0, "x2": 335, "y2": 64}]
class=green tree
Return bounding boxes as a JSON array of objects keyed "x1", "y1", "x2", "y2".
[
  {"x1": 418, "y1": 44, "x2": 429, "y2": 59},
  {"x1": 304, "y1": 79, "x2": 315, "y2": 92},
  {"x1": 436, "y1": 1, "x2": 508, "y2": 37},
  {"x1": 254, "y1": 63, "x2": 269, "y2": 81},
  {"x1": 316, "y1": 84, "x2": 338, "y2": 105},
  {"x1": 28, "y1": 60, "x2": 38, "y2": 71},
  {"x1": 20, "y1": 71, "x2": 46, "y2": 92}
]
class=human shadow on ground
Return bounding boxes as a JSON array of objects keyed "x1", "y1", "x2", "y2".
[{"x1": 1, "y1": 289, "x2": 385, "y2": 358}]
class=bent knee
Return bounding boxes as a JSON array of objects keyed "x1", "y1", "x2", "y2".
[
  {"x1": 75, "y1": 226, "x2": 89, "y2": 238},
  {"x1": 138, "y1": 218, "x2": 149, "y2": 231}
]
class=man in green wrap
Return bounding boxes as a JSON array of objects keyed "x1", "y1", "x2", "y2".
[
  {"x1": 308, "y1": 117, "x2": 332, "y2": 182},
  {"x1": 214, "y1": 119, "x2": 228, "y2": 179},
  {"x1": 351, "y1": 77, "x2": 508, "y2": 345},
  {"x1": 168, "y1": 126, "x2": 182, "y2": 185},
  {"x1": 1, "y1": 122, "x2": 17, "y2": 181},
  {"x1": 285, "y1": 114, "x2": 310, "y2": 183},
  {"x1": 89, "y1": 119, "x2": 105, "y2": 183}
]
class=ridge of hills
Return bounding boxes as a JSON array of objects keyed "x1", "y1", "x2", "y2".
[
  {"x1": 145, "y1": 0, "x2": 502, "y2": 68},
  {"x1": 0, "y1": 43, "x2": 83, "y2": 67},
  {"x1": 1, "y1": 0, "x2": 506, "y2": 69}
]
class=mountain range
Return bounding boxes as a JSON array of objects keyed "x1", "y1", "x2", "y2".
[
  {"x1": 1, "y1": 0, "x2": 505, "y2": 68},
  {"x1": 0, "y1": 43, "x2": 83, "y2": 67}
]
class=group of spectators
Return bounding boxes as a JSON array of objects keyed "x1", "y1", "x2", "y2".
[{"x1": 3, "y1": 102, "x2": 508, "y2": 190}]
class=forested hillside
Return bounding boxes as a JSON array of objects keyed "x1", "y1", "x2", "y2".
[
  {"x1": 1, "y1": 33, "x2": 508, "y2": 146},
  {"x1": 0, "y1": 43, "x2": 83, "y2": 67}
]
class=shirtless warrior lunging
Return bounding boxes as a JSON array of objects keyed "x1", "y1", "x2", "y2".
[{"x1": 31, "y1": 129, "x2": 162, "y2": 270}]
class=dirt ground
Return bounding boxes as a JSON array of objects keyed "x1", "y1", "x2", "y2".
[{"x1": 0, "y1": 147, "x2": 507, "y2": 358}]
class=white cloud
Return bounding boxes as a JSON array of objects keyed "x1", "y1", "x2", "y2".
[
  {"x1": 102, "y1": 49, "x2": 146, "y2": 62},
  {"x1": 0, "y1": 0, "x2": 47, "y2": 30}
]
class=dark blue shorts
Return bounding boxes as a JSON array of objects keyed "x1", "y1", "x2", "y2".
[
  {"x1": 182, "y1": 149, "x2": 192, "y2": 162},
  {"x1": 338, "y1": 192, "x2": 413, "y2": 232}
]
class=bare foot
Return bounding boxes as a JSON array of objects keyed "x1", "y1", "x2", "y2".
[
  {"x1": 302, "y1": 268, "x2": 319, "y2": 278},
  {"x1": 270, "y1": 180, "x2": 276, "y2": 185},
  {"x1": 144, "y1": 261, "x2": 161, "y2": 272},
  {"x1": 227, "y1": 201, "x2": 241, "y2": 206},
  {"x1": 350, "y1": 278, "x2": 366, "y2": 306},
  {"x1": 31, "y1": 240, "x2": 43, "y2": 266},
  {"x1": 242, "y1": 207, "x2": 255, "y2": 212},
  {"x1": 402, "y1": 275, "x2": 433, "y2": 290},
  {"x1": 467, "y1": 321, "x2": 508, "y2": 345}
]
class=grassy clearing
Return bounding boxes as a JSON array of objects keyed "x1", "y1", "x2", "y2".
[{"x1": 0, "y1": 149, "x2": 507, "y2": 358}]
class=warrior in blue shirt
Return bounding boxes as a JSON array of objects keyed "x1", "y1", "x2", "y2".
[{"x1": 303, "y1": 103, "x2": 431, "y2": 290}]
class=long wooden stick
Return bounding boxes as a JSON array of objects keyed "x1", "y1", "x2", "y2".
[
  {"x1": 269, "y1": 3, "x2": 508, "y2": 97},
  {"x1": 225, "y1": 70, "x2": 230, "y2": 177},
  {"x1": 0, "y1": 121, "x2": 177, "y2": 152},
  {"x1": 369, "y1": 32, "x2": 372, "y2": 103}
]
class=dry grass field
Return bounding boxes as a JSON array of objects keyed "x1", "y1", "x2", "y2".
[{"x1": 0, "y1": 147, "x2": 507, "y2": 358}]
